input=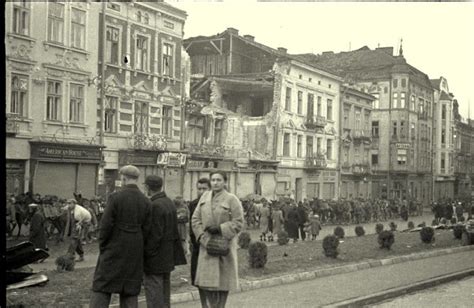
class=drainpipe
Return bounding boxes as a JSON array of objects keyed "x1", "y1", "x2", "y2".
[{"x1": 387, "y1": 79, "x2": 392, "y2": 200}]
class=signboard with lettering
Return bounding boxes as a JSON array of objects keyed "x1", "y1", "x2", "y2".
[
  {"x1": 396, "y1": 143, "x2": 410, "y2": 149},
  {"x1": 157, "y1": 153, "x2": 187, "y2": 167},
  {"x1": 30, "y1": 142, "x2": 102, "y2": 163},
  {"x1": 187, "y1": 159, "x2": 206, "y2": 170},
  {"x1": 118, "y1": 150, "x2": 157, "y2": 166}
]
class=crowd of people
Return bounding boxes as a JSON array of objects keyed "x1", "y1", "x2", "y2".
[{"x1": 431, "y1": 198, "x2": 474, "y2": 223}]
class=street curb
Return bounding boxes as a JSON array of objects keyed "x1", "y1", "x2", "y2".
[
  {"x1": 322, "y1": 268, "x2": 474, "y2": 307},
  {"x1": 109, "y1": 245, "x2": 474, "y2": 306}
]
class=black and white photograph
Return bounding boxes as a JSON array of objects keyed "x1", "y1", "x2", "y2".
[{"x1": 5, "y1": 0, "x2": 474, "y2": 307}]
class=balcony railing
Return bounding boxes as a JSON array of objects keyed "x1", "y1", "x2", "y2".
[
  {"x1": 352, "y1": 129, "x2": 371, "y2": 143},
  {"x1": 352, "y1": 163, "x2": 371, "y2": 175},
  {"x1": 185, "y1": 143, "x2": 226, "y2": 158},
  {"x1": 6, "y1": 114, "x2": 20, "y2": 136},
  {"x1": 305, "y1": 115, "x2": 327, "y2": 129},
  {"x1": 305, "y1": 153, "x2": 327, "y2": 169}
]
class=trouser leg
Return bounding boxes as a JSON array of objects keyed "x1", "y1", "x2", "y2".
[
  {"x1": 216, "y1": 291, "x2": 229, "y2": 308},
  {"x1": 75, "y1": 237, "x2": 84, "y2": 257},
  {"x1": 198, "y1": 288, "x2": 209, "y2": 308},
  {"x1": 144, "y1": 273, "x2": 169, "y2": 308},
  {"x1": 119, "y1": 294, "x2": 138, "y2": 308},
  {"x1": 89, "y1": 291, "x2": 111, "y2": 308}
]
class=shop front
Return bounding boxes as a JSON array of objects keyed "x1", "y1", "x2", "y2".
[
  {"x1": 29, "y1": 141, "x2": 103, "y2": 199},
  {"x1": 306, "y1": 170, "x2": 338, "y2": 200}
]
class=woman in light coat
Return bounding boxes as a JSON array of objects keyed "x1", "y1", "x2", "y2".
[{"x1": 192, "y1": 171, "x2": 244, "y2": 308}]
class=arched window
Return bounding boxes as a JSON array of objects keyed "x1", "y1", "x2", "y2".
[
  {"x1": 143, "y1": 13, "x2": 149, "y2": 25},
  {"x1": 136, "y1": 11, "x2": 141, "y2": 22}
]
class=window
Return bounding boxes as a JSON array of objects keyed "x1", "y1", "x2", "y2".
[
  {"x1": 298, "y1": 74, "x2": 302, "y2": 80},
  {"x1": 162, "y1": 43, "x2": 174, "y2": 76},
  {"x1": 104, "y1": 96, "x2": 118, "y2": 133},
  {"x1": 317, "y1": 96, "x2": 322, "y2": 115},
  {"x1": 107, "y1": 2, "x2": 121, "y2": 11},
  {"x1": 392, "y1": 121, "x2": 398, "y2": 136},
  {"x1": 69, "y1": 84, "x2": 83, "y2": 123},
  {"x1": 401, "y1": 78, "x2": 406, "y2": 88},
  {"x1": 306, "y1": 136, "x2": 313, "y2": 157},
  {"x1": 285, "y1": 87, "x2": 291, "y2": 111},
  {"x1": 372, "y1": 93, "x2": 379, "y2": 109},
  {"x1": 418, "y1": 98, "x2": 424, "y2": 113},
  {"x1": 135, "y1": 35, "x2": 148, "y2": 71},
  {"x1": 355, "y1": 108, "x2": 361, "y2": 130},
  {"x1": 136, "y1": 11, "x2": 142, "y2": 22},
  {"x1": 106, "y1": 26, "x2": 119, "y2": 64},
  {"x1": 364, "y1": 111, "x2": 370, "y2": 131},
  {"x1": 392, "y1": 92, "x2": 398, "y2": 108},
  {"x1": 12, "y1": 1, "x2": 29, "y2": 35},
  {"x1": 411, "y1": 123, "x2": 415, "y2": 139},
  {"x1": 186, "y1": 116, "x2": 205, "y2": 145},
  {"x1": 372, "y1": 121, "x2": 379, "y2": 137},
  {"x1": 441, "y1": 153, "x2": 445, "y2": 171},
  {"x1": 143, "y1": 13, "x2": 149, "y2": 25},
  {"x1": 326, "y1": 99, "x2": 333, "y2": 120},
  {"x1": 441, "y1": 128, "x2": 446, "y2": 144},
  {"x1": 215, "y1": 119, "x2": 223, "y2": 145},
  {"x1": 384, "y1": 87, "x2": 388, "y2": 94},
  {"x1": 297, "y1": 91, "x2": 303, "y2": 114},
  {"x1": 48, "y1": 1, "x2": 64, "y2": 43},
  {"x1": 283, "y1": 133, "x2": 290, "y2": 156},
  {"x1": 400, "y1": 92, "x2": 406, "y2": 108},
  {"x1": 393, "y1": 79, "x2": 398, "y2": 88},
  {"x1": 343, "y1": 107, "x2": 350, "y2": 127},
  {"x1": 162, "y1": 105, "x2": 172, "y2": 137},
  {"x1": 164, "y1": 20, "x2": 174, "y2": 29},
  {"x1": 397, "y1": 149, "x2": 407, "y2": 165},
  {"x1": 71, "y1": 8, "x2": 85, "y2": 49},
  {"x1": 317, "y1": 137, "x2": 321, "y2": 153},
  {"x1": 442, "y1": 104, "x2": 446, "y2": 120},
  {"x1": 400, "y1": 121, "x2": 405, "y2": 137},
  {"x1": 10, "y1": 74, "x2": 28, "y2": 117},
  {"x1": 411, "y1": 95, "x2": 415, "y2": 111},
  {"x1": 134, "y1": 101, "x2": 149, "y2": 134},
  {"x1": 46, "y1": 80, "x2": 62, "y2": 121},
  {"x1": 326, "y1": 139, "x2": 332, "y2": 160},
  {"x1": 372, "y1": 154, "x2": 379, "y2": 165},
  {"x1": 297, "y1": 135, "x2": 302, "y2": 158},
  {"x1": 307, "y1": 93, "x2": 314, "y2": 117}
]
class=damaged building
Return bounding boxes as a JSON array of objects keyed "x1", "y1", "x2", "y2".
[{"x1": 183, "y1": 28, "x2": 342, "y2": 201}]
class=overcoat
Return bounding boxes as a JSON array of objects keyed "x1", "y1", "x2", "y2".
[
  {"x1": 92, "y1": 184, "x2": 152, "y2": 296},
  {"x1": 285, "y1": 207, "x2": 299, "y2": 239},
  {"x1": 191, "y1": 190, "x2": 244, "y2": 291},
  {"x1": 188, "y1": 198, "x2": 200, "y2": 285},
  {"x1": 271, "y1": 209, "x2": 284, "y2": 235},
  {"x1": 259, "y1": 206, "x2": 270, "y2": 233},
  {"x1": 308, "y1": 216, "x2": 322, "y2": 236},
  {"x1": 144, "y1": 191, "x2": 186, "y2": 275},
  {"x1": 29, "y1": 210, "x2": 47, "y2": 249}
]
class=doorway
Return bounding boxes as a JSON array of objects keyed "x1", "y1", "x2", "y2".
[{"x1": 295, "y1": 178, "x2": 303, "y2": 202}]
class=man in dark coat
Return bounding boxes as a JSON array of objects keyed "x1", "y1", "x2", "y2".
[
  {"x1": 28, "y1": 203, "x2": 47, "y2": 250},
  {"x1": 286, "y1": 205, "x2": 300, "y2": 242},
  {"x1": 188, "y1": 178, "x2": 211, "y2": 308},
  {"x1": 90, "y1": 165, "x2": 152, "y2": 308},
  {"x1": 296, "y1": 202, "x2": 308, "y2": 241},
  {"x1": 143, "y1": 175, "x2": 187, "y2": 308}
]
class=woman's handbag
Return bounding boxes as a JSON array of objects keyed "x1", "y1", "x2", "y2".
[{"x1": 206, "y1": 234, "x2": 230, "y2": 257}]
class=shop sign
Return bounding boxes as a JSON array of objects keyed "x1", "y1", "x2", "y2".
[
  {"x1": 396, "y1": 143, "x2": 410, "y2": 149},
  {"x1": 157, "y1": 152, "x2": 187, "y2": 167},
  {"x1": 118, "y1": 151, "x2": 157, "y2": 166},
  {"x1": 31, "y1": 142, "x2": 102, "y2": 162},
  {"x1": 187, "y1": 159, "x2": 206, "y2": 170}
]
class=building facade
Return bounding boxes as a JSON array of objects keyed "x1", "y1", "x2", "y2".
[
  {"x1": 339, "y1": 86, "x2": 375, "y2": 199},
  {"x1": 300, "y1": 46, "x2": 434, "y2": 204},
  {"x1": 184, "y1": 28, "x2": 342, "y2": 201},
  {"x1": 6, "y1": 1, "x2": 101, "y2": 198},
  {"x1": 96, "y1": 1, "x2": 187, "y2": 198},
  {"x1": 431, "y1": 77, "x2": 455, "y2": 199}
]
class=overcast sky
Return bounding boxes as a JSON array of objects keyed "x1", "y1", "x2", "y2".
[{"x1": 169, "y1": 0, "x2": 474, "y2": 119}]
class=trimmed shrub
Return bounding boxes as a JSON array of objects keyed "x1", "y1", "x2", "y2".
[
  {"x1": 238, "y1": 231, "x2": 252, "y2": 249},
  {"x1": 248, "y1": 242, "x2": 268, "y2": 268},
  {"x1": 389, "y1": 221, "x2": 398, "y2": 232},
  {"x1": 375, "y1": 223, "x2": 384, "y2": 234},
  {"x1": 334, "y1": 226, "x2": 345, "y2": 239},
  {"x1": 378, "y1": 230, "x2": 395, "y2": 250},
  {"x1": 440, "y1": 218, "x2": 447, "y2": 225},
  {"x1": 407, "y1": 221, "x2": 415, "y2": 230},
  {"x1": 450, "y1": 217, "x2": 457, "y2": 225},
  {"x1": 459, "y1": 216, "x2": 466, "y2": 222},
  {"x1": 355, "y1": 225, "x2": 365, "y2": 237},
  {"x1": 277, "y1": 230, "x2": 289, "y2": 246},
  {"x1": 322, "y1": 235, "x2": 339, "y2": 258},
  {"x1": 431, "y1": 219, "x2": 439, "y2": 226},
  {"x1": 420, "y1": 226, "x2": 435, "y2": 243},
  {"x1": 453, "y1": 224, "x2": 466, "y2": 240}
]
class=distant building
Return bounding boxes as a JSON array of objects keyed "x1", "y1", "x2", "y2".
[
  {"x1": 184, "y1": 28, "x2": 342, "y2": 201},
  {"x1": 299, "y1": 46, "x2": 434, "y2": 204},
  {"x1": 5, "y1": 1, "x2": 101, "y2": 198},
  {"x1": 431, "y1": 77, "x2": 456, "y2": 199}
]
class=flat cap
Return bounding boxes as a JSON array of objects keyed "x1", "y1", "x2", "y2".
[
  {"x1": 120, "y1": 165, "x2": 140, "y2": 178},
  {"x1": 145, "y1": 175, "x2": 163, "y2": 187}
]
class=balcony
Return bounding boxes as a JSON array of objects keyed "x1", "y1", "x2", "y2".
[
  {"x1": 341, "y1": 161, "x2": 352, "y2": 173},
  {"x1": 352, "y1": 163, "x2": 371, "y2": 175},
  {"x1": 6, "y1": 114, "x2": 20, "y2": 136},
  {"x1": 305, "y1": 153, "x2": 327, "y2": 170},
  {"x1": 352, "y1": 129, "x2": 371, "y2": 144},
  {"x1": 185, "y1": 143, "x2": 226, "y2": 158},
  {"x1": 305, "y1": 115, "x2": 327, "y2": 129}
]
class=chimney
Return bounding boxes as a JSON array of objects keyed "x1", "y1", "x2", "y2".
[
  {"x1": 226, "y1": 27, "x2": 239, "y2": 35},
  {"x1": 277, "y1": 47, "x2": 287, "y2": 55},
  {"x1": 376, "y1": 47, "x2": 394, "y2": 56},
  {"x1": 243, "y1": 35, "x2": 254, "y2": 42}
]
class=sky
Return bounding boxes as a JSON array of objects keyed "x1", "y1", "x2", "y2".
[{"x1": 169, "y1": 0, "x2": 474, "y2": 119}]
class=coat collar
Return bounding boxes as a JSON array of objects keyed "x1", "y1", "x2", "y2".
[
  {"x1": 123, "y1": 184, "x2": 140, "y2": 190},
  {"x1": 150, "y1": 191, "x2": 167, "y2": 201},
  {"x1": 211, "y1": 189, "x2": 226, "y2": 200}
]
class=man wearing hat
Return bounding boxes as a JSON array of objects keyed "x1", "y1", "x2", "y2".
[
  {"x1": 143, "y1": 174, "x2": 186, "y2": 308},
  {"x1": 90, "y1": 165, "x2": 152, "y2": 308},
  {"x1": 64, "y1": 198, "x2": 92, "y2": 261},
  {"x1": 28, "y1": 203, "x2": 47, "y2": 251}
]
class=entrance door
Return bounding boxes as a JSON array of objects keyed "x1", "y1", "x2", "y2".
[
  {"x1": 295, "y1": 178, "x2": 303, "y2": 202},
  {"x1": 6, "y1": 160, "x2": 25, "y2": 196}
]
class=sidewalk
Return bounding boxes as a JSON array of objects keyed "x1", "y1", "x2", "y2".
[{"x1": 171, "y1": 249, "x2": 474, "y2": 308}]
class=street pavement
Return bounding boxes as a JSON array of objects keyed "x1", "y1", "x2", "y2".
[
  {"x1": 172, "y1": 250, "x2": 474, "y2": 308},
  {"x1": 371, "y1": 276, "x2": 474, "y2": 307}
]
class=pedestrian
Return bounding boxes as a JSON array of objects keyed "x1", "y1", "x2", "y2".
[
  {"x1": 296, "y1": 202, "x2": 308, "y2": 241},
  {"x1": 286, "y1": 204, "x2": 299, "y2": 243},
  {"x1": 191, "y1": 171, "x2": 244, "y2": 308},
  {"x1": 174, "y1": 197, "x2": 191, "y2": 256},
  {"x1": 28, "y1": 203, "x2": 47, "y2": 250},
  {"x1": 308, "y1": 214, "x2": 322, "y2": 240},
  {"x1": 271, "y1": 204, "x2": 284, "y2": 239},
  {"x1": 64, "y1": 199, "x2": 91, "y2": 262},
  {"x1": 188, "y1": 178, "x2": 211, "y2": 308},
  {"x1": 259, "y1": 202, "x2": 270, "y2": 241},
  {"x1": 90, "y1": 165, "x2": 152, "y2": 308},
  {"x1": 143, "y1": 175, "x2": 187, "y2": 308}
]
